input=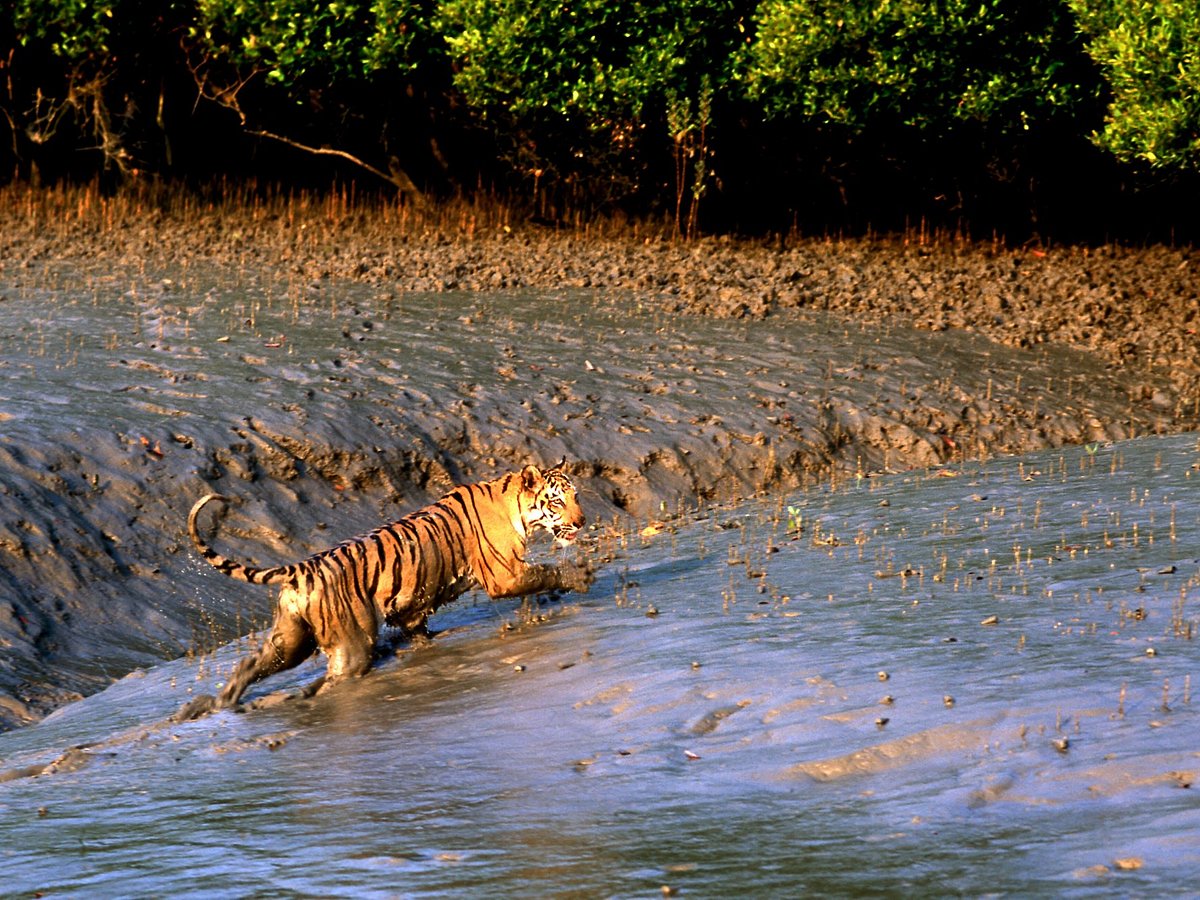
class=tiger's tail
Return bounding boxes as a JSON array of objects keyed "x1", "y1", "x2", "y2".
[{"x1": 188, "y1": 494, "x2": 290, "y2": 585}]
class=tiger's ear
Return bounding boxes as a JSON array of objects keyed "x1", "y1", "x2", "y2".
[{"x1": 521, "y1": 464, "x2": 544, "y2": 492}]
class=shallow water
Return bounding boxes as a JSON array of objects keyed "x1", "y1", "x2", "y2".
[{"x1": 2, "y1": 434, "x2": 1197, "y2": 895}]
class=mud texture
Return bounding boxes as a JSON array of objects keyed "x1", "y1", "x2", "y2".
[
  {"x1": 0, "y1": 188, "x2": 1197, "y2": 730},
  {"x1": 9, "y1": 191, "x2": 1196, "y2": 383}
]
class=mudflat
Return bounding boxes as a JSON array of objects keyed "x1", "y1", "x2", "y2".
[{"x1": 0, "y1": 184, "x2": 1196, "y2": 729}]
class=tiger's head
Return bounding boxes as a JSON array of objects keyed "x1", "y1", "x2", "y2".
[{"x1": 520, "y1": 461, "x2": 585, "y2": 548}]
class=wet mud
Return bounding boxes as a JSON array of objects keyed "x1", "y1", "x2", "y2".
[
  {"x1": 0, "y1": 189, "x2": 1198, "y2": 729},
  {"x1": 1, "y1": 436, "x2": 1196, "y2": 895}
]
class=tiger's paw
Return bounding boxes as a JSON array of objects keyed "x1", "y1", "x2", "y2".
[
  {"x1": 172, "y1": 693, "x2": 218, "y2": 723},
  {"x1": 561, "y1": 560, "x2": 596, "y2": 594}
]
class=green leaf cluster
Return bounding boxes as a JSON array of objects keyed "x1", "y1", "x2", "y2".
[
  {"x1": 192, "y1": 0, "x2": 431, "y2": 85},
  {"x1": 740, "y1": 0, "x2": 1086, "y2": 134},
  {"x1": 12, "y1": 0, "x2": 121, "y2": 60},
  {"x1": 1069, "y1": 0, "x2": 1200, "y2": 169},
  {"x1": 436, "y1": 0, "x2": 739, "y2": 124}
]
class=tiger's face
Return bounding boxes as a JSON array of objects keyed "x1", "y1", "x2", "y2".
[{"x1": 521, "y1": 464, "x2": 585, "y2": 548}]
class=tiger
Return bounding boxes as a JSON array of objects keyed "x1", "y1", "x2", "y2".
[{"x1": 173, "y1": 461, "x2": 593, "y2": 721}]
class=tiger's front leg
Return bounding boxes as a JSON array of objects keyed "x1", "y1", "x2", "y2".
[{"x1": 490, "y1": 560, "x2": 595, "y2": 599}]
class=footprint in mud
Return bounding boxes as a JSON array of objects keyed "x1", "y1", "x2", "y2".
[
  {"x1": 207, "y1": 731, "x2": 295, "y2": 755},
  {"x1": 0, "y1": 742, "x2": 120, "y2": 782},
  {"x1": 689, "y1": 700, "x2": 751, "y2": 736},
  {"x1": 0, "y1": 709, "x2": 297, "y2": 781}
]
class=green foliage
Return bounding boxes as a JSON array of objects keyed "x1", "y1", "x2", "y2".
[
  {"x1": 192, "y1": 0, "x2": 432, "y2": 87},
  {"x1": 1069, "y1": 0, "x2": 1200, "y2": 170},
  {"x1": 435, "y1": 0, "x2": 741, "y2": 231},
  {"x1": 436, "y1": 0, "x2": 739, "y2": 124},
  {"x1": 11, "y1": 0, "x2": 192, "y2": 64},
  {"x1": 12, "y1": 0, "x2": 120, "y2": 60},
  {"x1": 2, "y1": 0, "x2": 1198, "y2": 230},
  {"x1": 741, "y1": 0, "x2": 1088, "y2": 134}
]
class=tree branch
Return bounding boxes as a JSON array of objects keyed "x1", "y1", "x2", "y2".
[
  {"x1": 183, "y1": 41, "x2": 425, "y2": 205},
  {"x1": 246, "y1": 127, "x2": 426, "y2": 205}
]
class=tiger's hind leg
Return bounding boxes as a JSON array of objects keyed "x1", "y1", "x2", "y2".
[
  {"x1": 242, "y1": 626, "x2": 380, "y2": 709},
  {"x1": 248, "y1": 635, "x2": 370, "y2": 709},
  {"x1": 235, "y1": 596, "x2": 378, "y2": 710},
  {"x1": 318, "y1": 627, "x2": 376, "y2": 689},
  {"x1": 172, "y1": 606, "x2": 317, "y2": 721}
]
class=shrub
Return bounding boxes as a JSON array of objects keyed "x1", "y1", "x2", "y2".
[
  {"x1": 740, "y1": 0, "x2": 1088, "y2": 135},
  {"x1": 1069, "y1": 0, "x2": 1200, "y2": 170}
]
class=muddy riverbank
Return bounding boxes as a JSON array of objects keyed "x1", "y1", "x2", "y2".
[
  {"x1": 7, "y1": 185, "x2": 1197, "y2": 385},
  {"x1": 0, "y1": 184, "x2": 1197, "y2": 729}
]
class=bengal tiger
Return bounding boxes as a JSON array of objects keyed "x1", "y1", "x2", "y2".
[{"x1": 173, "y1": 462, "x2": 593, "y2": 721}]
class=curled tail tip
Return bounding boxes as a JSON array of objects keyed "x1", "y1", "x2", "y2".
[
  {"x1": 188, "y1": 492, "x2": 230, "y2": 547},
  {"x1": 191, "y1": 493, "x2": 229, "y2": 515},
  {"x1": 189, "y1": 493, "x2": 228, "y2": 527},
  {"x1": 187, "y1": 494, "x2": 277, "y2": 584}
]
